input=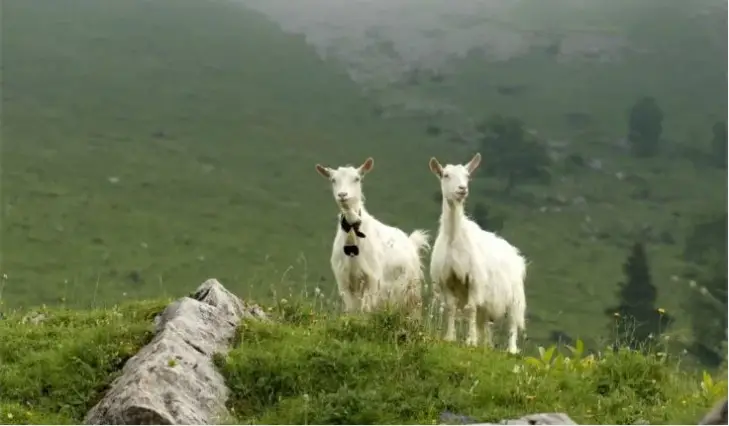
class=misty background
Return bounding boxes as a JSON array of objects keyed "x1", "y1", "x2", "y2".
[
  {"x1": 1, "y1": 0, "x2": 727, "y2": 369},
  {"x1": 242, "y1": 0, "x2": 725, "y2": 128}
]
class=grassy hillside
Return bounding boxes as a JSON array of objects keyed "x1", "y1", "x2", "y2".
[
  {"x1": 0, "y1": 300, "x2": 725, "y2": 424},
  {"x1": 0, "y1": 300, "x2": 169, "y2": 424},
  {"x1": 1, "y1": 0, "x2": 726, "y2": 349}
]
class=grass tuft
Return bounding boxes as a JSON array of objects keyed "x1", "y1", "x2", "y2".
[
  {"x1": 216, "y1": 303, "x2": 727, "y2": 425},
  {"x1": 0, "y1": 300, "x2": 169, "y2": 424}
]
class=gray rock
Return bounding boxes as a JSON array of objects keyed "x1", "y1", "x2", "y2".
[
  {"x1": 588, "y1": 158, "x2": 603, "y2": 171},
  {"x1": 698, "y1": 397, "x2": 728, "y2": 425},
  {"x1": 21, "y1": 312, "x2": 48, "y2": 325},
  {"x1": 442, "y1": 400, "x2": 729, "y2": 425},
  {"x1": 500, "y1": 413, "x2": 577, "y2": 425},
  {"x1": 84, "y1": 278, "x2": 267, "y2": 425},
  {"x1": 444, "y1": 412, "x2": 577, "y2": 425},
  {"x1": 440, "y1": 410, "x2": 478, "y2": 424}
]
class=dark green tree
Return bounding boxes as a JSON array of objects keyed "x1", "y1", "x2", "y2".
[
  {"x1": 627, "y1": 96, "x2": 664, "y2": 157},
  {"x1": 605, "y1": 242, "x2": 673, "y2": 350},
  {"x1": 683, "y1": 212, "x2": 728, "y2": 367},
  {"x1": 711, "y1": 121, "x2": 727, "y2": 168},
  {"x1": 684, "y1": 212, "x2": 728, "y2": 266},
  {"x1": 469, "y1": 202, "x2": 504, "y2": 232},
  {"x1": 478, "y1": 115, "x2": 551, "y2": 193}
]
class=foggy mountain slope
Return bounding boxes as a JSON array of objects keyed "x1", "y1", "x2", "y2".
[
  {"x1": 237, "y1": 0, "x2": 615, "y2": 134},
  {"x1": 240, "y1": 0, "x2": 625, "y2": 79},
  {"x1": 240, "y1": 0, "x2": 726, "y2": 134},
  {"x1": 240, "y1": 0, "x2": 725, "y2": 73}
]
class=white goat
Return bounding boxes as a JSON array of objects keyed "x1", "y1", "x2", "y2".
[
  {"x1": 315, "y1": 157, "x2": 430, "y2": 314},
  {"x1": 428, "y1": 153, "x2": 527, "y2": 353}
]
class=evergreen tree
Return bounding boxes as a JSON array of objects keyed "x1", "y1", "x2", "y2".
[
  {"x1": 686, "y1": 262, "x2": 727, "y2": 367},
  {"x1": 478, "y1": 115, "x2": 551, "y2": 194},
  {"x1": 605, "y1": 242, "x2": 673, "y2": 349},
  {"x1": 683, "y1": 212, "x2": 728, "y2": 367},
  {"x1": 711, "y1": 121, "x2": 727, "y2": 168},
  {"x1": 469, "y1": 202, "x2": 504, "y2": 232},
  {"x1": 627, "y1": 97, "x2": 664, "y2": 157}
]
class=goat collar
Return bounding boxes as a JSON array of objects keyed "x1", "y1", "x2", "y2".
[
  {"x1": 340, "y1": 211, "x2": 366, "y2": 257},
  {"x1": 340, "y1": 211, "x2": 366, "y2": 237}
]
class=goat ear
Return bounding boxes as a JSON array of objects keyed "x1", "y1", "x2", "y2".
[
  {"x1": 358, "y1": 157, "x2": 374, "y2": 175},
  {"x1": 429, "y1": 157, "x2": 443, "y2": 178},
  {"x1": 315, "y1": 164, "x2": 331, "y2": 178},
  {"x1": 466, "y1": 153, "x2": 481, "y2": 173}
]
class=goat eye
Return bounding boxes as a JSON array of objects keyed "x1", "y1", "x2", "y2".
[
  {"x1": 330, "y1": 178, "x2": 336, "y2": 183},
  {"x1": 354, "y1": 177, "x2": 361, "y2": 182},
  {"x1": 443, "y1": 173, "x2": 449, "y2": 179}
]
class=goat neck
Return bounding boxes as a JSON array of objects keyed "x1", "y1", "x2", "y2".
[{"x1": 440, "y1": 198, "x2": 466, "y2": 241}]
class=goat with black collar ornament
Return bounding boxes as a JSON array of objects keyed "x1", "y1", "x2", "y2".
[{"x1": 340, "y1": 211, "x2": 366, "y2": 256}]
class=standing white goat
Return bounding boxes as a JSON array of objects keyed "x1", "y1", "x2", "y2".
[
  {"x1": 428, "y1": 153, "x2": 527, "y2": 353},
  {"x1": 315, "y1": 157, "x2": 430, "y2": 314}
]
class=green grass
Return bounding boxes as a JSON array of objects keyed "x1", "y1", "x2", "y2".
[
  {"x1": 217, "y1": 305, "x2": 727, "y2": 424},
  {"x1": 0, "y1": 299, "x2": 169, "y2": 424},
  {"x1": 1, "y1": 0, "x2": 726, "y2": 349},
  {"x1": 0, "y1": 299, "x2": 725, "y2": 424}
]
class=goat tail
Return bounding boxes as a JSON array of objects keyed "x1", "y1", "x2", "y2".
[
  {"x1": 518, "y1": 255, "x2": 528, "y2": 286},
  {"x1": 408, "y1": 229, "x2": 431, "y2": 256}
]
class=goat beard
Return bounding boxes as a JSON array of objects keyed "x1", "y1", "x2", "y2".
[{"x1": 340, "y1": 206, "x2": 361, "y2": 225}]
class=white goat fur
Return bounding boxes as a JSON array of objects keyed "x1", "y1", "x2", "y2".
[
  {"x1": 315, "y1": 158, "x2": 430, "y2": 313},
  {"x1": 429, "y1": 153, "x2": 527, "y2": 353}
]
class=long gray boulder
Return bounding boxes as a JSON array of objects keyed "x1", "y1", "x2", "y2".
[{"x1": 84, "y1": 279, "x2": 267, "y2": 425}]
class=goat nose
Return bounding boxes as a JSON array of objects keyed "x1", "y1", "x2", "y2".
[
  {"x1": 337, "y1": 192, "x2": 348, "y2": 198},
  {"x1": 457, "y1": 185, "x2": 467, "y2": 191}
]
